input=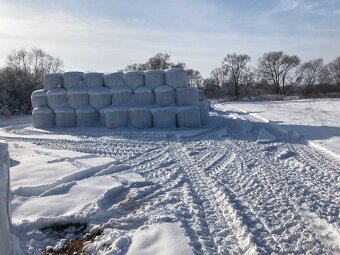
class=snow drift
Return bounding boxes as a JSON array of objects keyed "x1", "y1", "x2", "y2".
[{"x1": 0, "y1": 141, "x2": 10, "y2": 255}]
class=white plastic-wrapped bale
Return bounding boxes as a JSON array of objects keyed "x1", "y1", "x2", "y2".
[
  {"x1": 99, "y1": 106, "x2": 110, "y2": 126},
  {"x1": 67, "y1": 86, "x2": 89, "y2": 109},
  {"x1": 32, "y1": 107, "x2": 55, "y2": 128},
  {"x1": 165, "y1": 68, "x2": 188, "y2": 88},
  {"x1": 85, "y1": 72, "x2": 104, "y2": 87},
  {"x1": 124, "y1": 71, "x2": 144, "y2": 91},
  {"x1": 175, "y1": 87, "x2": 199, "y2": 106},
  {"x1": 176, "y1": 106, "x2": 201, "y2": 128},
  {"x1": 155, "y1": 85, "x2": 175, "y2": 106},
  {"x1": 152, "y1": 107, "x2": 176, "y2": 128},
  {"x1": 104, "y1": 72, "x2": 125, "y2": 88},
  {"x1": 76, "y1": 105, "x2": 98, "y2": 126},
  {"x1": 199, "y1": 101, "x2": 209, "y2": 125},
  {"x1": 55, "y1": 104, "x2": 76, "y2": 127},
  {"x1": 31, "y1": 89, "x2": 47, "y2": 109},
  {"x1": 89, "y1": 86, "x2": 111, "y2": 111},
  {"x1": 63, "y1": 71, "x2": 84, "y2": 89},
  {"x1": 0, "y1": 142, "x2": 10, "y2": 255},
  {"x1": 129, "y1": 108, "x2": 153, "y2": 129},
  {"x1": 105, "y1": 107, "x2": 129, "y2": 129},
  {"x1": 145, "y1": 69, "x2": 165, "y2": 90},
  {"x1": 111, "y1": 86, "x2": 133, "y2": 105},
  {"x1": 46, "y1": 88, "x2": 68, "y2": 111},
  {"x1": 44, "y1": 73, "x2": 63, "y2": 90},
  {"x1": 134, "y1": 86, "x2": 154, "y2": 105}
]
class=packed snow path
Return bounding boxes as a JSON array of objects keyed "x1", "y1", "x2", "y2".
[{"x1": 0, "y1": 102, "x2": 339, "y2": 254}]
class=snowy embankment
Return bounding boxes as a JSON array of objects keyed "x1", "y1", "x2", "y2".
[
  {"x1": 0, "y1": 141, "x2": 10, "y2": 254},
  {"x1": 0, "y1": 99, "x2": 340, "y2": 254},
  {"x1": 222, "y1": 98, "x2": 340, "y2": 157}
]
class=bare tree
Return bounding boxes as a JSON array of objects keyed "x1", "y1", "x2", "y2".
[
  {"x1": 327, "y1": 56, "x2": 340, "y2": 86},
  {"x1": 187, "y1": 69, "x2": 203, "y2": 87},
  {"x1": 210, "y1": 67, "x2": 227, "y2": 88},
  {"x1": 125, "y1": 53, "x2": 187, "y2": 72},
  {"x1": 298, "y1": 58, "x2": 323, "y2": 98},
  {"x1": 6, "y1": 47, "x2": 64, "y2": 89},
  {"x1": 1, "y1": 48, "x2": 64, "y2": 115},
  {"x1": 147, "y1": 53, "x2": 172, "y2": 69},
  {"x1": 222, "y1": 53, "x2": 254, "y2": 100},
  {"x1": 258, "y1": 51, "x2": 300, "y2": 98}
]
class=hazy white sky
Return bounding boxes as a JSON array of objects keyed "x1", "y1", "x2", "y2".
[{"x1": 0, "y1": 0, "x2": 340, "y2": 77}]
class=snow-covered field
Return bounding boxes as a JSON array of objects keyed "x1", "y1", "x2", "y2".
[{"x1": 0, "y1": 99, "x2": 339, "y2": 254}]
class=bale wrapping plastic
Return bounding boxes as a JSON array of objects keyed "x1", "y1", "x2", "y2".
[
  {"x1": 145, "y1": 69, "x2": 165, "y2": 90},
  {"x1": 55, "y1": 105, "x2": 76, "y2": 127},
  {"x1": 155, "y1": 85, "x2": 175, "y2": 106},
  {"x1": 105, "y1": 107, "x2": 129, "y2": 128},
  {"x1": 85, "y1": 72, "x2": 104, "y2": 87},
  {"x1": 67, "y1": 86, "x2": 89, "y2": 109},
  {"x1": 46, "y1": 88, "x2": 68, "y2": 110},
  {"x1": 175, "y1": 87, "x2": 199, "y2": 106},
  {"x1": 63, "y1": 71, "x2": 84, "y2": 89},
  {"x1": 44, "y1": 73, "x2": 63, "y2": 90},
  {"x1": 199, "y1": 101, "x2": 209, "y2": 125},
  {"x1": 89, "y1": 86, "x2": 111, "y2": 111},
  {"x1": 165, "y1": 68, "x2": 188, "y2": 88},
  {"x1": 76, "y1": 105, "x2": 98, "y2": 126},
  {"x1": 134, "y1": 86, "x2": 154, "y2": 105},
  {"x1": 129, "y1": 108, "x2": 153, "y2": 129},
  {"x1": 124, "y1": 71, "x2": 144, "y2": 91},
  {"x1": 152, "y1": 107, "x2": 176, "y2": 128},
  {"x1": 176, "y1": 106, "x2": 201, "y2": 128},
  {"x1": 111, "y1": 86, "x2": 133, "y2": 105},
  {"x1": 104, "y1": 72, "x2": 125, "y2": 88},
  {"x1": 32, "y1": 107, "x2": 55, "y2": 128},
  {"x1": 99, "y1": 106, "x2": 110, "y2": 126},
  {"x1": 31, "y1": 89, "x2": 47, "y2": 109}
]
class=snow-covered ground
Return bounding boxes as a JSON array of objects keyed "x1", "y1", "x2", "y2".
[
  {"x1": 223, "y1": 98, "x2": 340, "y2": 157},
  {"x1": 0, "y1": 99, "x2": 339, "y2": 254}
]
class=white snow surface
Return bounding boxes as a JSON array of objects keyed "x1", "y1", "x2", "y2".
[
  {"x1": 0, "y1": 98, "x2": 340, "y2": 254},
  {"x1": 223, "y1": 98, "x2": 340, "y2": 157}
]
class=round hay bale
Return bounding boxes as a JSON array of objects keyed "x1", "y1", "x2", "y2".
[
  {"x1": 154, "y1": 85, "x2": 175, "y2": 106},
  {"x1": 63, "y1": 71, "x2": 85, "y2": 89},
  {"x1": 54, "y1": 104, "x2": 76, "y2": 127},
  {"x1": 111, "y1": 86, "x2": 133, "y2": 105},
  {"x1": 44, "y1": 73, "x2": 63, "y2": 90},
  {"x1": 99, "y1": 106, "x2": 111, "y2": 126},
  {"x1": 85, "y1": 72, "x2": 104, "y2": 87},
  {"x1": 176, "y1": 106, "x2": 201, "y2": 128},
  {"x1": 32, "y1": 107, "x2": 55, "y2": 128},
  {"x1": 175, "y1": 87, "x2": 199, "y2": 106},
  {"x1": 76, "y1": 105, "x2": 98, "y2": 126},
  {"x1": 165, "y1": 68, "x2": 188, "y2": 88},
  {"x1": 151, "y1": 107, "x2": 176, "y2": 128},
  {"x1": 46, "y1": 88, "x2": 68, "y2": 111},
  {"x1": 88, "y1": 86, "x2": 111, "y2": 111},
  {"x1": 199, "y1": 101, "x2": 209, "y2": 125},
  {"x1": 67, "y1": 86, "x2": 89, "y2": 109},
  {"x1": 105, "y1": 107, "x2": 129, "y2": 129},
  {"x1": 31, "y1": 89, "x2": 47, "y2": 109},
  {"x1": 134, "y1": 86, "x2": 154, "y2": 105},
  {"x1": 104, "y1": 72, "x2": 125, "y2": 88},
  {"x1": 129, "y1": 108, "x2": 153, "y2": 129},
  {"x1": 145, "y1": 69, "x2": 165, "y2": 90},
  {"x1": 124, "y1": 71, "x2": 144, "y2": 91}
]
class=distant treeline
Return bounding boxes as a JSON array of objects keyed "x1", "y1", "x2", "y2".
[{"x1": 1, "y1": 49, "x2": 339, "y2": 115}]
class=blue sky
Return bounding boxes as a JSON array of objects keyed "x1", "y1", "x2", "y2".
[{"x1": 0, "y1": 0, "x2": 339, "y2": 77}]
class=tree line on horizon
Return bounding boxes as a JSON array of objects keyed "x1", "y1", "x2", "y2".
[{"x1": 0, "y1": 48, "x2": 339, "y2": 115}]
